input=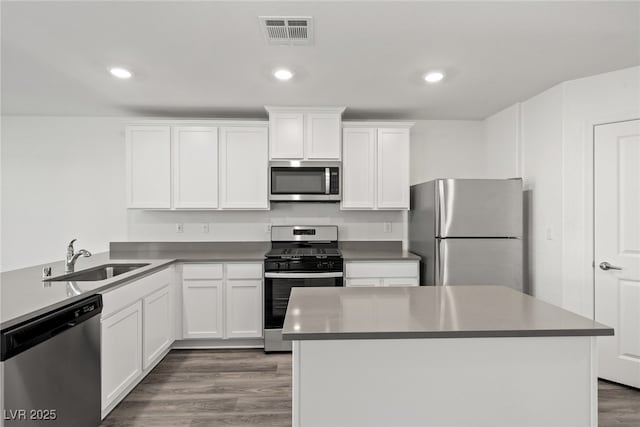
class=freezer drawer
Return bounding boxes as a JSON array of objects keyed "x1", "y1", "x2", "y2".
[
  {"x1": 436, "y1": 179, "x2": 523, "y2": 238},
  {"x1": 435, "y1": 238, "x2": 523, "y2": 291}
]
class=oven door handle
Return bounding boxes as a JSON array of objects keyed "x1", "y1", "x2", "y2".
[{"x1": 265, "y1": 272, "x2": 344, "y2": 279}]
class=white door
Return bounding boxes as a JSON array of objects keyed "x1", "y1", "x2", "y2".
[
  {"x1": 219, "y1": 126, "x2": 269, "y2": 209},
  {"x1": 376, "y1": 128, "x2": 410, "y2": 209},
  {"x1": 172, "y1": 126, "x2": 219, "y2": 209},
  {"x1": 226, "y1": 279, "x2": 263, "y2": 338},
  {"x1": 595, "y1": 119, "x2": 640, "y2": 388},
  {"x1": 341, "y1": 128, "x2": 376, "y2": 209},
  {"x1": 142, "y1": 285, "x2": 172, "y2": 369},
  {"x1": 182, "y1": 280, "x2": 224, "y2": 339},
  {"x1": 269, "y1": 112, "x2": 304, "y2": 159},
  {"x1": 126, "y1": 126, "x2": 171, "y2": 208},
  {"x1": 101, "y1": 301, "x2": 143, "y2": 411},
  {"x1": 305, "y1": 113, "x2": 342, "y2": 159}
]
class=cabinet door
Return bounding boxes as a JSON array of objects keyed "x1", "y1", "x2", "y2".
[
  {"x1": 377, "y1": 128, "x2": 410, "y2": 209},
  {"x1": 342, "y1": 128, "x2": 376, "y2": 209},
  {"x1": 305, "y1": 113, "x2": 342, "y2": 159},
  {"x1": 182, "y1": 280, "x2": 224, "y2": 338},
  {"x1": 219, "y1": 127, "x2": 269, "y2": 209},
  {"x1": 101, "y1": 301, "x2": 143, "y2": 411},
  {"x1": 172, "y1": 126, "x2": 219, "y2": 209},
  {"x1": 270, "y1": 112, "x2": 304, "y2": 159},
  {"x1": 126, "y1": 126, "x2": 171, "y2": 208},
  {"x1": 226, "y1": 279, "x2": 263, "y2": 338},
  {"x1": 143, "y1": 285, "x2": 172, "y2": 369}
]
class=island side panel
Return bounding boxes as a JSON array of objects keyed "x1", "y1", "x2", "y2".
[{"x1": 292, "y1": 337, "x2": 596, "y2": 427}]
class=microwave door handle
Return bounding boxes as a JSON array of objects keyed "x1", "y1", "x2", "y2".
[{"x1": 325, "y1": 168, "x2": 330, "y2": 194}]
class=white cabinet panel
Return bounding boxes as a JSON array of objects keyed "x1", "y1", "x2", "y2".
[
  {"x1": 182, "y1": 280, "x2": 224, "y2": 339},
  {"x1": 182, "y1": 263, "x2": 224, "y2": 280},
  {"x1": 101, "y1": 301, "x2": 143, "y2": 411},
  {"x1": 377, "y1": 128, "x2": 410, "y2": 209},
  {"x1": 305, "y1": 113, "x2": 342, "y2": 159},
  {"x1": 346, "y1": 261, "x2": 418, "y2": 278},
  {"x1": 342, "y1": 128, "x2": 376, "y2": 209},
  {"x1": 220, "y1": 126, "x2": 269, "y2": 209},
  {"x1": 382, "y1": 277, "x2": 419, "y2": 287},
  {"x1": 226, "y1": 279, "x2": 263, "y2": 338},
  {"x1": 143, "y1": 285, "x2": 172, "y2": 369},
  {"x1": 270, "y1": 112, "x2": 304, "y2": 159},
  {"x1": 172, "y1": 126, "x2": 219, "y2": 209},
  {"x1": 346, "y1": 278, "x2": 381, "y2": 287},
  {"x1": 226, "y1": 263, "x2": 263, "y2": 279},
  {"x1": 126, "y1": 126, "x2": 171, "y2": 208}
]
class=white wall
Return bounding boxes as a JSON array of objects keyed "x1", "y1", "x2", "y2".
[
  {"x1": 484, "y1": 104, "x2": 521, "y2": 178},
  {"x1": 127, "y1": 204, "x2": 404, "y2": 242},
  {"x1": 482, "y1": 66, "x2": 640, "y2": 315},
  {"x1": 410, "y1": 120, "x2": 486, "y2": 184},
  {"x1": 520, "y1": 84, "x2": 565, "y2": 305},
  {"x1": 1, "y1": 116, "x2": 128, "y2": 271}
]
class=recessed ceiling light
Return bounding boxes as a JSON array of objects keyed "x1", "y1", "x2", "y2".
[
  {"x1": 109, "y1": 67, "x2": 132, "y2": 79},
  {"x1": 424, "y1": 71, "x2": 445, "y2": 83},
  {"x1": 273, "y1": 68, "x2": 294, "y2": 81}
]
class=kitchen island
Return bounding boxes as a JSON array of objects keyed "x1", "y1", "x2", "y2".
[{"x1": 282, "y1": 286, "x2": 613, "y2": 427}]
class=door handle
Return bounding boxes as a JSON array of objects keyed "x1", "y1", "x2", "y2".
[{"x1": 599, "y1": 262, "x2": 623, "y2": 271}]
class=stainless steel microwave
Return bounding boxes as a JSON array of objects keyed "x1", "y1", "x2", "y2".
[{"x1": 269, "y1": 161, "x2": 341, "y2": 202}]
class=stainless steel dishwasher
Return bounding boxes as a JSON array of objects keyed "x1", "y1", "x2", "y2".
[{"x1": 1, "y1": 294, "x2": 102, "y2": 426}]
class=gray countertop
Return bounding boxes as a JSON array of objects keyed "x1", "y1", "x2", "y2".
[
  {"x1": 339, "y1": 241, "x2": 420, "y2": 261},
  {"x1": 282, "y1": 285, "x2": 613, "y2": 340},
  {"x1": 1, "y1": 241, "x2": 270, "y2": 330},
  {"x1": 2, "y1": 240, "x2": 418, "y2": 331}
]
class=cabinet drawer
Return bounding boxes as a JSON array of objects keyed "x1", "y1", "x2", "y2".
[
  {"x1": 346, "y1": 261, "x2": 418, "y2": 278},
  {"x1": 226, "y1": 263, "x2": 263, "y2": 279},
  {"x1": 346, "y1": 278, "x2": 380, "y2": 287},
  {"x1": 182, "y1": 263, "x2": 223, "y2": 280},
  {"x1": 382, "y1": 277, "x2": 419, "y2": 287}
]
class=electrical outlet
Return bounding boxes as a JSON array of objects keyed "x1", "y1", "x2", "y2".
[
  {"x1": 202, "y1": 223, "x2": 210, "y2": 234},
  {"x1": 384, "y1": 222, "x2": 392, "y2": 233},
  {"x1": 265, "y1": 224, "x2": 272, "y2": 233},
  {"x1": 175, "y1": 223, "x2": 184, "y2": 233}
]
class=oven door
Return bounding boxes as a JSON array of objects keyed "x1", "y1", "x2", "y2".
[{"x1": 264, "y1": 272, "x2": 343, "y2": 329}]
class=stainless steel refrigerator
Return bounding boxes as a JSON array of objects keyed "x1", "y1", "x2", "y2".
[{"x1": 409, "y1": 178, "x2": 523, "y2": 291}]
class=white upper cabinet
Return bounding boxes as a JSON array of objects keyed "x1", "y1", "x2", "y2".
[
  {"x1": 126, "y1": 121, "x2": 268, "y2": 210},
  {"x1": 266, "y1": 106, "x2": 345, "y2": 160},
  {"x1": 219, "y1": 126, "x2": 269, "y2": 209},
  {"x1": 341, "y1": 122, "x2": 413, "y2": 210},
  {"x1": 172, "y1": 126, "x2": 219, "y2": 209},
  {"x1": 126, "y1": 126, "x2": 171, "y2": 208},
  {"x1": 269, "y1": 112, "x2": 304, "y2": 159},
  {"x1": 377, "y1": 128, "x2": 410, "y2": 209},
  {"x1": 342, "y1": 127, "x2": 376, "y2": 209},
  {"x1": 305, "y1": 112, "x2": 342, "y2": 159}
]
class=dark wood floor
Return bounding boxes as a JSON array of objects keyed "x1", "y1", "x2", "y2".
[{"x1": 101, "y1": 349, "x2": 639, "y2": 427}]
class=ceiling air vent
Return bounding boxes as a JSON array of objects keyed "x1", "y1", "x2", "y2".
[{"x1": 260, "y1": 16, "x2": 313, "y2": 45}]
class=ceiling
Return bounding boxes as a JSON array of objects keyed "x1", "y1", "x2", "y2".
[{"x1": 2, "y1": 1, "x2": 639, "y2": 120}]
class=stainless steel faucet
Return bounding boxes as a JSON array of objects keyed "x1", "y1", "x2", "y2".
[{"x1": 65, "y1": 239, "x2": 91, "y2": 273}]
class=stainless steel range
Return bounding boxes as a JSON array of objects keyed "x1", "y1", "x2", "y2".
[{"x1": 264, "y1": 225, "x2": 343, "y2": 352}]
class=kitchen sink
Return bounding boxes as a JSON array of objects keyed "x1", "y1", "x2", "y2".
[{"x1": 45, "y1": 263, "x2": 150, "y2": 282}]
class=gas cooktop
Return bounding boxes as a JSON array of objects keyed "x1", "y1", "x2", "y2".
[{"x1": 266, "y1": 247, "x2": 342, "y2": 258}]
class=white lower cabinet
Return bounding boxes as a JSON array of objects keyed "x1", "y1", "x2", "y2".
[
  {"x1": 345, "y1": 261, "x2": 419, "y2": 287},
  {"x1": 226, "y1": 279, "x2": 262, "y2": 338},
  {"x1": 182, "y1": 280, "x2": 224, "y2": 339},
  {"x1": 143, "y1": 285, "x2": 173, "y2": 369},
  {"x1": 101, "y1": 301, "x2": 143, "y2": 414},
  {"x1": 181, "y1": 263, "x2": 263, "y2": 340},
  {"x1": 100, "y1": 267, "x2": 175, "y2": 419}
]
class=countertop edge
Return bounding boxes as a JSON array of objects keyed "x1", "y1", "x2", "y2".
[{"x1": 282, "y1": 328, "x2": 615, "y2": 341}]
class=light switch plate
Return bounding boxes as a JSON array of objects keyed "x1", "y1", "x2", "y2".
[
  {"x1": 384, "y1": 222, "x2": 392, "y2": 233},
  {"x1": 176, "y1": 223, "x2": 184, "y2": 233},
  {"x1": 202, "y1": 224, "x2": 210, "y2": 233}
]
